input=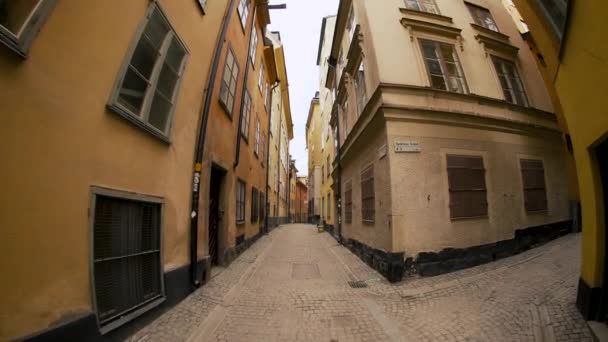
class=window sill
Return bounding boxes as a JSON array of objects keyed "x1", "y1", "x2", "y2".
[
  {"x1": 470, "y1": 23, "x2": 509, "y2": 42},
  {"x1": 107, "y1": 104, "x2": 172, "y2": 145},
  {"x1": 236, "y1": 220, "x2": 245, "y2": 225},
  {"x1": 450, "y1": 215, "x2": 489, "y2": 221},
  {"x1": 400, "y1": 17, "x2": 462, "y2": 41},
  {"x1": 362, "y1": 219, "x2": 375, "y2": 225},
  {"x1": 0, "y1": 34, "x2": 27, "y2": 58},
  {"x1": 526, "y1": 209, "x2": 548, "y2": 214},
  {"x1": 399, "y1": 8, "x2": 453, "y2": 24}
]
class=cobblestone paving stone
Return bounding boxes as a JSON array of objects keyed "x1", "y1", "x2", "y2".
[{"x1": 129, "y1": 225, "x2": 593, "y2": 342}]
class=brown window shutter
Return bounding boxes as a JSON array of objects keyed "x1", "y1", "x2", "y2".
[{"x1": 447, "y1": 155, "x2": 488, "y2": 219}]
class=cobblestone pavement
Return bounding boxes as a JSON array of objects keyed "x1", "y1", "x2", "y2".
[{"x1": 129, "y1": 224, "x2": 592, "y2": 342}]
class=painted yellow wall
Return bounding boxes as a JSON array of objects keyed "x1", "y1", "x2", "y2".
[
  {"x1": 0, "y1": 0, "x2": 227, "y2": 340},
  {"x1": 513, "y1": 0, "x2": 608, "y2": 289}
]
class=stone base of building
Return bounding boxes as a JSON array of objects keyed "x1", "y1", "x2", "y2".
[
  {"x1": 22, "y1": 258, "x2": 212, "y2": 342},
  {"x1": 222, "y1": 229, "x2": 264, "y2": 265},
  {"x1": 411, "y1": 220, "x2": 573, "y2": 277},
  {"x1": 343, "y1": 239, "x2": 405, "y2": 283},
  {"x1": 268, "y1": 216, "x2": 289, "y2": 229},
  {"x1": 344, "y1": 220, "x2": 572, "y2": 283},
  {"x1": 576, "y1": 277, "x2": 603, "y2": 321}
]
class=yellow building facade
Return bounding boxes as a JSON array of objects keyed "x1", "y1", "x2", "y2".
[
  {"x1": 0, "y1": 0, "x2": 279, "y2": 340},
  {"x1": 326, "y1": 0, "x2": 573, "y2": 282},
  {"x1": 267, "y1": 32, "x2": 293, "y2": 228},
  {"x1": 512, "y1": 0, "x2": 608, "y2": 321},
  {"x1": 307, "y1": 15, "x2": 338, "y2": 231}
]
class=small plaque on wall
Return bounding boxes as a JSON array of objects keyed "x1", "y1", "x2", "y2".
[{"x1": 394, "y1": 141, "x2": 421, "y2": 153}]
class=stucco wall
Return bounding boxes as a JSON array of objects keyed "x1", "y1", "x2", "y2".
[
  {"x1": 386, "y1": 116, "x2": 570, "y2": 256},
  {"x1": 0, "y1": 0, "x2": 227, "y2": 339},
  {"x1": 340, "y1": 121, "x2": 392, "y2": 252}
]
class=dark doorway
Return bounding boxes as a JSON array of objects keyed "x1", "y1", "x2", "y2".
[
  {"x1": 598, "y1": 139, "x2": 608, "y2": 321},
  {"x1": 209, "y1": 166, "x2": 224, "y2": 265}
]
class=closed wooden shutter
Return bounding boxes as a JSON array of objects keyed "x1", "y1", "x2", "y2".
[
  {"x1": 521, "y1": 159, "x2": 548, "y2": 212},
  {"x1": 93, "y1": 195, "x2": 162, "y2": 327},
  {"x1": 345, "y1": 181, "x2": 353, "y2": 223},
  {"x1": 447, "y1": 155, "x2": 488, "y2": 219},
  {"x1": 361, "y1": 165, "x2": 375, "y2": 222}
]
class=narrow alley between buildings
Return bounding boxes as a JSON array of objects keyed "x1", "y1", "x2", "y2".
[{"x1": 128, "y1": 224, "x2": 591, "y2": 342}]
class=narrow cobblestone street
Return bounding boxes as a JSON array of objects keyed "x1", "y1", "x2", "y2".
[{"x1": 128, "y1": 224, "x2": 592, "y2": 342}]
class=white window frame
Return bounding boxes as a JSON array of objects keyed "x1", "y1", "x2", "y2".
[
  {"x1": 258, "y1": 64, "x2": 265, "y2": 92},
  {"x1": 240, "y1": 90, "x2": 252, "y2": 139},
  {"x1": 107, "y1": 2, "x2": 189, "y2": 143},
  {"x1": 249, "y1": 26, "x2": 258, "y2": 65},
  {"x1": 0, "y1": 0, "x2": 57, "y2": 57},
  {"x1": 219, "y1": 47, "x2": 240, "y2": 117},
  {"x1": 254, "y1": 117, "x2": 261, "y2": 157},
  {"x1": 404, "y1": 0, "x2": 441, "y2": 15},
  {"x1": 237, "y1": 0, "x2": 250, "y2": 31}
]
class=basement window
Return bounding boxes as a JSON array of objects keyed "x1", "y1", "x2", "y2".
[
  {"x1": 91, "y1": 187, "x2": 164, "y2": 334},
  {"x1": 251, "y1": 187, "x2": 259, "y2": 222},
  {"x1": 108, "y1": 3, "x2": 188, "y2": 142},
  {"x1": 236, "y1": 180, "x2": 246, "y2": 224},
  {"x1": 447, "y1": 155, "x2": 488, "y2": 219},
  {"x1": 521, "y1": 159, "x2": 548, "y2": 212},
  {"x1": 0, "y1": 0, "x2": 57, "y2": 56}
]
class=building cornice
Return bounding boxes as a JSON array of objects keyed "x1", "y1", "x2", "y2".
[{"x1": 338, "y1": 83, "x2": 561, "y2": 162}]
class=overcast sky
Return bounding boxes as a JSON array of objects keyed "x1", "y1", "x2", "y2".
[{"x1": 268, "y1": 0, "x2": 339, "y2": 177}]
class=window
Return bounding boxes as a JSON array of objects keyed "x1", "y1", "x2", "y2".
[
  {"x1": 258, "y1": 64, "x2": 265, "y2": 91},
  {"x1": 327, "y1": 156, "x2": 330, "y2": 178},
  {"x1": 251, "y1": 187, "x2": 259, "y2": 222},
  {"x1": 264, "y1": 83, "x2": 269, "y2": 107},
  {"x1": 236, "y1": 180, "x2": 246, "y2": 223},
  {"x1": 533, "y1": 0, "x2": 568, "y2": 43},
  {"x1": 342, "y1": 95, "x2": 349, "y2": 134},
  {"x1": 108, "y1": 4, "x2": 188, "y2": 140},
  {"x1": 344, "y1": 181, "x2": 353, "y2": 223},
  {"x1": 0, "y1": 0, "x2": 56, "y2": 56},
  {"x1": 259, "y1": 192, "x2": 265, "y2": 221},
  {"x1": 237, "y1": 0, "x2": 250, "y2": 30},
  {"x1": 346, "y1": 6, "x2": 356, "y2": 42},
  {"x1": 404, "y1": 0, "x2": 440, "y2": 14},
  {"x1": 220, "y1": 48, "x2": 240, "y2": 116},
  {"x1": 322, "y1": 197, "x2": 325, "y2": 219},
  {"x1": 91, "y1": 188, "x2": 163, "y2": 333},
  {"x1": 249, "y1": 26, "x2": 258, "y2": 64},
  {"x1": 327, "y1": 194, "x2": 331, "y2": 219},
  {"x1": 355, "y1": 61, "x2": 367, "y2": 116},
  {"x1": 492, "y1": 56, "x2": 528, "y2": 106},
  {"x1": 521, "y1": 159, "x2": 548, "y2": 212},
  {"x1": 254, "y1": 117, "x2": 260, "y2": 156},
  {"x1": 240, "y1": 90, "x2": 251, "y2": 139},
  {"x1": 466, "y1": 3, "x2": 499, "y2": 32},
  {"x1": 446, "y1": 155, "x2": 488, "y2": 219},
  {"x1": 361, "y1": 165, "x2": 375, "y2": 222},
  {"x1": 420, "y1": 39, "x2": 467, "y2": 94},
  {"x1": 260, "y1": 132, "x2": 266, "y2": 165}
]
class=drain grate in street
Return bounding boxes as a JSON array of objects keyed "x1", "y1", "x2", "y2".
[{"x1": 348, "y1": 280, "x2": 368, "y2": 288}]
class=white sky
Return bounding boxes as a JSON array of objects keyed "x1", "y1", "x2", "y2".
[{"x1": 268, "y1": 0, "x2": 339, "y2": 177}]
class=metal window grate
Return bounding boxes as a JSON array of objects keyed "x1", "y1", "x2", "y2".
[
  {"x1": 93, "y1": 195, "x2": 162, "y2": 327},
  {"x1": 521, "y1": 159, "x2": 548, "y2": 212},
  {"x1": 348, "y1": 280, "x2": 368, "y2": 288},
  {"x1": 447, "y1": 155, "x2": 488, "y2": 219}
]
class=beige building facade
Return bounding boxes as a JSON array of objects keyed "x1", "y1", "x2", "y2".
[{"x1": 327, "y1": 0, "x2": 572, "y2": 282}]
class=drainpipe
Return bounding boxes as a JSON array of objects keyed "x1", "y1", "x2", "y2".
[
  {"x1": 335, "y1": 106, "x2": 343, "y2": 242},
  {"x1": 189, "y1": 0, "x2": 237, "y2": 288},
  {"x1": 234, "y1": 6, "x2": 258, "y2": 169},
  {"x1": 265, "y1": 81, "x2": 281, "y2": 233},
  {"x1": 276, "y1": 100, "x2": 283, "y2": 224}
]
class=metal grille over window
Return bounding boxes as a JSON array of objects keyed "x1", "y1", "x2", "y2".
[
  {"x1": 447, "y1": 155, "x2": 488, "y2": 219},
  {"x1": 466, "y1": 3, "x2": 499, "y2": 32},
  {"x1": 361, "y1": 165, "x2": 375, "y2": 222},
  {"x1": 237, "y1": 180, "x2": 246, "y2": 223},
  {"x1": 492, "y1": 56, "x2": 528, "y2": 106},
  {"x1": 237, "y1": 0, "x2": 250, "y2": 29},
  {"x1": 111, "y1": 5, "x2": 188, "y2": 137},
  {"x1": 420, "y1": 40, "x2": 467, "y2": 94},
  {"x1": 241, "y1": 91, "x2": 251, "y2": 139},
  {"x1": 93, "y1": 195, "x2": 162, "y2": 329},
  {"x1": 521, "y1": 159, "x2": 548, "y2": 212},
  {"x1": 344, "y1": 181, "x2": 353, "y2": 223},
  {"x1": 404, "y1": 0, "x2": 440, "y2": 14},
  {"x1": 251, "y1": 188, "x2": 258, "y2": 222},
  {"x1": 220, "y1": 48, "x2": 239, "y2": 115}
]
